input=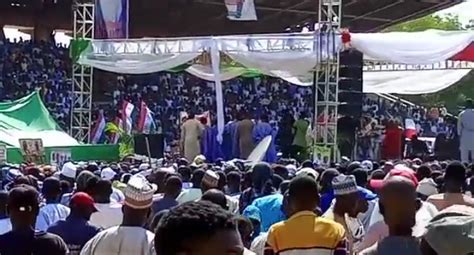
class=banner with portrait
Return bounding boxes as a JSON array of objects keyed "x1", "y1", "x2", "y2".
[
  {"x1": 95, "y1": 0, "x2": 129, "y2": 39},
  {"x1": 19, "y1": 139, "x2": 45, "y2": 163},
  {"x1": 314, "y1": 145, "x2": 331, "y2": 165},
  {"x1": 50, "y1": 150, "x2": 72, "y2": 168}
]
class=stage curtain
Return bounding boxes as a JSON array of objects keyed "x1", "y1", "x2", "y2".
[
  {"x1": 363, "y1": 69, "x2": 471, "y2": 94},
  {"x1": 352, "y1": 30, "x2": 474, "y2": 64}
]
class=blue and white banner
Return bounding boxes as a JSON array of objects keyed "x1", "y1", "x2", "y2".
[
  {"x1": 121, "y1": 100, "x2": 135, "y2": 135},
  {"x1": 91, "y1": 110, "x2": 106, "y2": 144},
  {"x1": 95, "y1": 0, "x2": 129, "y2": 39},
  {"x1": 224, "y1": 0, "x2": 257, "y2": 21},
  {"x1": 137, "y1": 101, "x2": 156, "y2": 134}
]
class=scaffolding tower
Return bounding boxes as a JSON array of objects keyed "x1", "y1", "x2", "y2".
[
  {"x1": 70, "y1": 0, "x2": 94, "y2": 143},
  {"x1": 313, "y1": 0, "x2": 342, "y2": 162}
]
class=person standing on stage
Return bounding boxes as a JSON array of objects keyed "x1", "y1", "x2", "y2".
[
  {"x1": 180, "y1": 111, "x2": 204, "y2": 162},
  {"x1": 236, "y1": 111, "x2": 255, "y2": 159},
  {"x1": 458, "y1": 99, "x2": 474, "y2": 163}
]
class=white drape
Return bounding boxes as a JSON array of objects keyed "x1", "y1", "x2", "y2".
[
  {"x1": 78, "y1": 39, "x2": 208, "y2": 74},
  {"x1": 363, "y1": 69, "x2": 471, "y2": 94},
  {"x1": 185, "y1": 65, "x2": 247, "y2": 81},
  {"x1": 210, "y1": 39, "x2": 225, "y2": 143},
  {"x1": 221, "y1": 33, "x2": 339, "y2": 78},
  {"x1": 352, "y1": 30, "x2": 474, "y2": 64}
]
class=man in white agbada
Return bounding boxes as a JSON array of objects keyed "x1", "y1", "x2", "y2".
[
  {"x1": 80, "y1": 174, "x2": 157, "y2": 255},
  {"x1": 458, "y1": 98, "x2": 474, "y2": 163}
]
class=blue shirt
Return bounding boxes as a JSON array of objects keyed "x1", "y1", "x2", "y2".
[
  {"x1": 250, "y1": 194, "x2": 286, "y2": 232},
  {"x1": 152, "y1": 196, "x2": 178, "y2": 215},
  {"x1": 47, "y1": 215, "x2": 101, "y2": 255}
]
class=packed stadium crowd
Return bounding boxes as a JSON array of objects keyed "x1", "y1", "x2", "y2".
[
  {"x1": 0, "y1": 39, "x2": 72, "y2": 132},
  {"x1": 0, "y1": 39, "x2": 455, "y2": 160},
  {"x1": 0, "y1": 155, "x2": 474, "y2": 254},
  {"x1": 0, "y1": 40, "x2": 473, "y2": 255}
]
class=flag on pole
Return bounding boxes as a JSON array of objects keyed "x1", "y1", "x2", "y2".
[
  {"x1": 404, "y1": 118, "x2": 417, "y2": 139},
  {"x1": 137, "y1": 101, "x2": 156, "y2": 134},
  {"x1": 91, "y1": 110, "x2": 106, "y2": 144},
  {"x1": 224, "y1": 0, "x2": 257, "y2": 21},
  {"x1": 121, "y1": 100, "x2": 135, "y2": 135}
]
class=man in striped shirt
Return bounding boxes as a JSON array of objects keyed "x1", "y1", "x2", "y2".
[{"x1": 264, "y1": 176, "x2": 348, "y2": 255}]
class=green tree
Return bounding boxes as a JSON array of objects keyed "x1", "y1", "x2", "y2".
[
  {"x1": 384, "y1": 14, "x2": 474, "y2": 114},
  {"x1": 384, "y1": 14, "x2": 464, "y2": 32},
  {"x1": 104, "y1": 122, "x2": 135, "y2": 159}
]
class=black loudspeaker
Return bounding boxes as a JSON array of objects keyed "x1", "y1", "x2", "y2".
[
  {"x1": 339, "y1": 49, "x2": 363, "y2": 118},
  {"x1": 134, "y1": 134, "x2": 164, "y2": 159}
]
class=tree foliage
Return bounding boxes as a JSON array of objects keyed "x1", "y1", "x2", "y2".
[
  {"x1": 105, "y1": 122, "x2": 135, "y2": 159},
  {"x1": 384, "y1": 14, "x2": 474, "y2": 113},
  {"x1": 384, "y1": 14, "x2": 464, "y2": 32}
]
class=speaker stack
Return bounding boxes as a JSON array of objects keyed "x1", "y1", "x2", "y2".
[{"x1": 339, "y1": 49, "x2": 363, "y2": 118}]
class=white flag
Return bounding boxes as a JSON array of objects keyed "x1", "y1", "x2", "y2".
[{"x1": 224, "y1": 0, "x2": 257, "y2": 21}]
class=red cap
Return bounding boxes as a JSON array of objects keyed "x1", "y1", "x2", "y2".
[
  {"x1": 369, "y1": 167, "x2": 419, "y2": 190},
  {"x1": 70, "y1": 192, "x2": 98, "y2": 212}
]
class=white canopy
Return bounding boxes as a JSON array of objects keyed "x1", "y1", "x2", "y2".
[
  {"x1": 77, "y1": 30, "x2": 474, "y2": 142},
  {"x1": 0, "y1": 130, "x2": 79, "y2": 148}
]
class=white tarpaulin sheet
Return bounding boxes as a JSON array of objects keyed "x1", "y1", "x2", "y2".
[
  {"x1": 0, "y1": 130, "x2": 80, "y2": 148},
  {"x1": 363, "y1": 69, "x2": 472, "y2": 94},
  {"x1": 352, "y1": 30, "x2": 474, "y2": 64}
]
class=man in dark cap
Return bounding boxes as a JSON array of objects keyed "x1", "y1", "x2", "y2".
[
  {"x1": 239, "y1": 162, "x2": 274, "y2": 213},
  {"x1": 427, "y1": 161, "x2": 474, "y2": 210},
  {"x1": 151, "y1": 175, "x2": 182, "y2": 215},
  {"x1": 0, "y1": 185, "x2": 68, "y2": 255},
  {"x1": 201, "y1": 189, "x2": 229, "y2": 210},
  {"x1": 36, "y1": 177, "x2": 70, "y2": 231},
  {"x1": 360, "y1": 175, "x2": 420, "y2": 255},
  {"x1": 48, "y1": 192, "x2": 101, "y2": 254}
]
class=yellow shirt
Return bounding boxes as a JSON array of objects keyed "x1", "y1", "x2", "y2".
[{"x1": 265, "y1": 211, "x2": 348, "y2": 255}]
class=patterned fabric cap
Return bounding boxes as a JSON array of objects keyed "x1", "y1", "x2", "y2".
[
  {"x1": 332, "y1": 174, "x2": 358, "y2": 195},
  {"x1": 124, "y1": 174, "x2": 157, "y2": 209},
  {"x1": 202, "y1": 170, "x2": 219, "y2": 188}
]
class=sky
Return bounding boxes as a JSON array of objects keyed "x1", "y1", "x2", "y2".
[{"x1": 436, "y1": 0, "x2": 473, "y2": 25}]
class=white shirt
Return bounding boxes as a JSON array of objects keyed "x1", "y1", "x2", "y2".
[
  {"x1": 176, "y1": 188, "x2": 202, "y2": 204},
  {"x1": 36, "y1": 203, "x2": 71, "y2": 231},
  {"x1": 111, "y1": 188, "x2": 125, "y2": 203},
  {"x1": 250, "y1": 233, "x2": 268, "y2": 255},
  {"x1": 80, "y1": 226, "x2": 154, "y2": 255},
  {"x1": 90, "y1": 202, "x2": 123, "y2": 229},
  {"x1": 0, "y1": 218, "x2": 12, "y2": 235}
]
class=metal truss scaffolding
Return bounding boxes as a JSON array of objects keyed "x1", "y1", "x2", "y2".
[
  {"x1": 71, "y1": 0, "x2": 94, "y2": 143},
  {"x1": 313, "y1": 0, "x2": 342, "y2": 162}
]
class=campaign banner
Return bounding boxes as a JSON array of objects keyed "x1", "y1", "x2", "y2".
[
  {"x1": 50, "y1": 150, "x2": 72, "y2": 167},
  {"x1": 19, "y1": 139, "x2": 44, "y2": 163},
  {"x1": 314, "y1": 145, "x2": 331, "y2": 165},
  {"x1": 95, "y1": 0, "x2": 129, "y2": 39},
  {"x1": 224, "y1": 0, "x2": 257, "y2": 21}
]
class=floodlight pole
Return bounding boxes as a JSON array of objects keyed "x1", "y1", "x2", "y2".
[
  {"x1": 70, "y1": 0, "x2": 95, "y2": 143},
  {"x1": 313, "y1": 0, "x2": 342, "y2": 162}
]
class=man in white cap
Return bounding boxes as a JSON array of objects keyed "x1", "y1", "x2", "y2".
[
  {"x1": 201, "y1": 170, "x2": 239, "y2": 214},
  {"x1": 323, "y1": 174, "x2": 368, "y2": 253},
  {"x1": 80, "y1": 174, "x2": 156, "y2": 255},
  {"x1": 100, "y1": 167, "x2": 125, "y2": 203},
  {"x1": 60, "y1": 162, "x2": 77, "y2": 187}
]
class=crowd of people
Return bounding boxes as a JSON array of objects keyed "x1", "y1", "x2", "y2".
[
  {"x1": 0, "y1": 155, "x2": 473, "y2": 254},
  {"x1": 1, "y1": 39, "x2": 458, "y2": 164},
  {"x1": 0, "y1": 39, "x2": 72, "y2": 132}
]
